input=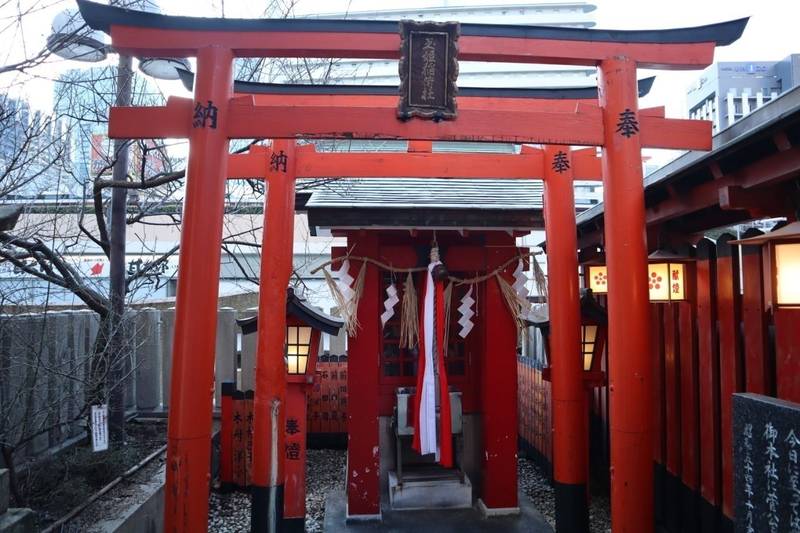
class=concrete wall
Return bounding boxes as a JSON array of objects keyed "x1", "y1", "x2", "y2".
[{"x1": 0, "y1": 306, "x2": 240, "y2": 463}]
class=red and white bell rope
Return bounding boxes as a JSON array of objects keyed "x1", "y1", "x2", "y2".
[{"x1": 412, "y1": 248, "x2": 453, "y2": 467}]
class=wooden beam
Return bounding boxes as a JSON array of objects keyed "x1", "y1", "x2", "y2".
[
  {"x1": 250, "y1": 93, "x2": 594, "y2": 113},
  {"x1": 293, "y1": 151, "x2": 545, "y2": 179},
  {"x1": 110, "y1": 26, "x2": 718, "y2": 69},
  {"x1": 640, "y1": 115, "x2": 712, "y2": 151},
  {"x1": 109, "y1": 97, "x2": 712, "y2": 151},
  {"x1": 226, "y1": 98, "x2": 606, "y2": 145}
]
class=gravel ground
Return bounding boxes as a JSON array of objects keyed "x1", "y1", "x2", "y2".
[
  {"x1": 209, "y1": 449, "x2": 346, "y2": 533},
  {"x1": 519, "y1": 457, "x2": 611, "y2": 533},
  {"x1": 209, "y1": 451, "x2": 610, "y2": 532}
]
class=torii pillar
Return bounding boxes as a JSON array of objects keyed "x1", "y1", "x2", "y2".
[
  {"x1": 600, "y1": 57, "x2": 654, "y2": 532},
  {"x1": 542, "y1": 146, "x2": 589, "y2": 532},
  {"x1": 164, "y1": 46, "x2": 233, "y2": 532},
  {"x1": 251, "y1": 140, "x2": 297, "y2": 532}
]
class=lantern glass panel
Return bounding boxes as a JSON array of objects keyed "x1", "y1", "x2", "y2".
[
  {"x1": 776, "y1": 243, "x2": 800, "y2": 306},
  {"x1": 285, "y1": 325, "x2": 312, "y2": 375},
  {"x1": 588, "y1": 266, "x2": 608, "y2": 294},
  {"x1": 299, "y1": 326, "x2": 312, "y2": 345},
  {"x1": 648, "y1": 263, "x2": 670, "y2": 301},
  {"x1": 581, "y1": 325, "x2": 597, "y2": 371}
]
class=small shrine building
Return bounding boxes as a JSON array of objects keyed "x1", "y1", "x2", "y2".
[{"x1": 305, "y1": 175, "x2": 544, "y2": 517}]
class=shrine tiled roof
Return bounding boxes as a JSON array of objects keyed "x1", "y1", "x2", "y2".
[
  {"x1": 305, "y1": 178, "x2": 543, "y2": 210},
  {"x1": 304, "y1": 178, "x2": 545, "y2": 232}
]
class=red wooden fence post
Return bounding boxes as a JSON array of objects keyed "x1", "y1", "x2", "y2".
[
  {"x1": 220, "y1": 382, "x2": 235, "y2": 492},
  {"x1": 695, "y1": 238, "x2": 721, "y2": 530},
  {"x1": 678, "y1": 282, "x2": 700, "y2": 527},
  {"x1": 740, "y1": 228, "x2": 771, "y2": 395},
  {"x1": 715, "y1": 233, "x2": 742, "y2": 521}
]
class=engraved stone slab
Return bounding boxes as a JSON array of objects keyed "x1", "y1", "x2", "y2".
[{"x1": 733, "y1": 393, "x2": 800, "y2": 533}]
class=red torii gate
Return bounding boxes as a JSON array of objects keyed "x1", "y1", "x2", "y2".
[
  {"x1": 226, "y1": 139, "x2": 607, "y2": 529},
  {"x1": 75, "y1": 1, "x2": 746, "y2": 531}
]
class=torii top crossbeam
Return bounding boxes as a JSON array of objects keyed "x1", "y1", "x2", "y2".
[{"x1": 78, "y1": 0, "x2": 745, "y2": 69}]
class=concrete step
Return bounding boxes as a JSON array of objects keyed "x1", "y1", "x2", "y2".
[
  {"x1": 0, "y1": 508, "x2": 35, "y2": 533},
  {"x1": 388, "y1": 470, "x2": 472, "y2": 511}
]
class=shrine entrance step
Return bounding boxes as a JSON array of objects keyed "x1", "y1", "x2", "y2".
[
  {"x1": 323, "y1": 490, "x2": 553, "y2": 533},
  {"x1": 388, "y1": 468, "x2": 471, "y2": 510}
]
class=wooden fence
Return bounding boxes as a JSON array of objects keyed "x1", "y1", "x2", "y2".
[{"x1": 518, "y1": 231, "x2": 800, "y2": 531}]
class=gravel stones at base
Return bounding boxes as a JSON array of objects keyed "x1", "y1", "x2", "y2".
[
  {"x1": 518, "y1": 457, "x2": 611, "y2": 533},
  {"x1": 208, "y1": 448, "x2": 346, "y2": 533},
  {"x1": 209, "y1": 450, "x2": 611, "y2": 532}
]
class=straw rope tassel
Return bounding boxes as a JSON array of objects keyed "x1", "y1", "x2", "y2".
[
  {"x1": 497, "y1": 273, "x2": 528, "y2": 333},
  {"x1": 442, "y1": 281, "x2": 454, "y2": 358},
  {"x1": 399, "y1": 272, "x2": 419, "y2": 349}
]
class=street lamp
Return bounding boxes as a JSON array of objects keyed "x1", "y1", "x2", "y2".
[
  {"x1": 47, "y1": 2, "x2": 188, "y2": 439},
  {"x1": 732, "y1": 220, "x2": 800, "y2": 308},
  {"x1": 47, "y1": 6, "x2": 190, "y2": 79}
]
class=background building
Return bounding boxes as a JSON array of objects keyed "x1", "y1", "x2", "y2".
[{"x1": 687, "y1": 54, "x2": 800, "y2": 132}]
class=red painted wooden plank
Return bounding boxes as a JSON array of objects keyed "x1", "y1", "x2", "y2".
[
  {"x1": 663, "y1": 303, "x2": 681, "y2": 476},
  {"x1": 695, "y1": 238, "x2": 721, "y2": 507},
  {"x1": 678, "y1": 300, "x2": 699, "y2": 490},
  {"x1": 716, "y1": 234, "x2": 742, "y2": 519},
  {"x1": 651, "y1": 304, "x2": 666, "y2": 465},
  {"x1": 776, "y1": 308, "x2": 800, "y2": 403},
  {"x1": 739, "y1": 229, "x2": 771, "y2": 395}
]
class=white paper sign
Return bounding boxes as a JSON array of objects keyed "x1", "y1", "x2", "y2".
[{"x1": 91, "y1": 404, "x2": 109, "y2": 452}]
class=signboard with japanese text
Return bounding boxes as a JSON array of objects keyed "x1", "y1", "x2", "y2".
[
  {"x1": 91, "y1": 404, "x2": 109, "y2": 452},
  {"x1": 733, "y1": 393, "x2": 800, "y2": 533},
  {"x1": 397, "y1": 20, "x2": 459, "y2": 120}
]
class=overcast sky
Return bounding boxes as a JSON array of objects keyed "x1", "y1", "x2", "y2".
[{"x1": 1, "y1": 0, "x2": 797, "y2": 166}]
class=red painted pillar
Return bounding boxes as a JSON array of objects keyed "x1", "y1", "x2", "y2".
[
  {"x1": 479, "y1": 233, "x2": 518, "y2": 512},
  {"x1": 284, "y1": 382, "x2": 308, "y2": 529},
  {"x1": 345, "y1": 234, "x2": 381, "y2": 518},
  {"x1": 164, "y1": 45, "x2": 232, "y2": 533},
  {"x1": 543, "y1": 146, "x2": 588, "y2": 531},
  {"x1": 599, "y1": 56, "x2": 654, "y2": 532},
  {"x1": 251, "y1": 140, "x2": 297, "y2": 532}
]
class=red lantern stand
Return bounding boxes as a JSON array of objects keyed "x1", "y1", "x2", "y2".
[{"x1": 76, "y1": 2, "x2": 745, "y2": 530}]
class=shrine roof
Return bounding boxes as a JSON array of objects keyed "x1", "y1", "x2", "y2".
[
  {"x1": 572, "y1": 84, "x2": 800, "y2": 250},
  {"x1": 78, "y1": 1, "x2": 746, "y2": 46},
  {"x1": 237, "y1": 287, "x2": 343, "y2": 336},
  {"x1": 304, "y1": 178, "x2": 543, "y2": 233},
  {"x1": 306, "y1": 178, "x2": 542, "y2": 210}
]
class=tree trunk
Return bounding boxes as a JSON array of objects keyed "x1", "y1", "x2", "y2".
[{"x1": 1, "y1": 446, "x2": 24, "y2": 507}]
